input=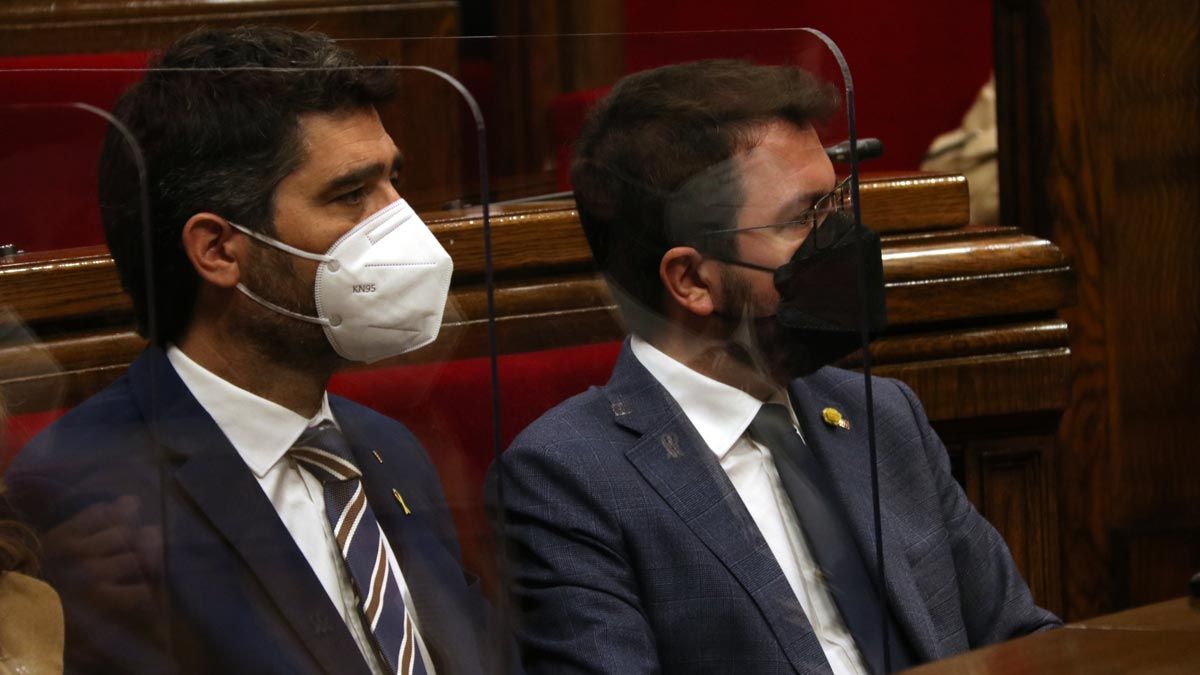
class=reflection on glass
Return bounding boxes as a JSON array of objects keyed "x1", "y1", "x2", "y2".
[
  {"x1": 488, "y1": 29, "x2": 1061, "y2": 675},
  {"x1": 2, "y1": 26, "x2": 510, "y2": 675},
  {"x1": 0, "y1": 23, "x2": 1067, "y2": 675}
]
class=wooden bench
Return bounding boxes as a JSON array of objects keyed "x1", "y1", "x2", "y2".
[{"x1": 0, "y1": 171, "x2": 1073, "y2": 612}]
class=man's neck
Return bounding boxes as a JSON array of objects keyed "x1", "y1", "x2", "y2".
[
  {"x1": 175, "y1": 327, "x2": 331, "y2": 419},
  {"x1": 645, "y1": 326, "x2": 780, "y2": 401}
]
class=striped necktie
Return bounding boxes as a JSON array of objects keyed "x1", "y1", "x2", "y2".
[{"x1": 291, "y1": 422, "x2": 428, "y2": 675}]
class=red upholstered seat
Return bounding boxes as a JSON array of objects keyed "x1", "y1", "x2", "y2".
[
  {"x1": 328, "y1": 341, "x2": 622, "y2": 575},
  {"x1": 0, "y1": 52, "x2": 148, "y2": 253},
  {"x1": 2, "y1": 408, "x2": 65, "y2": 469},
  {"x1": 2, "y1": 341, "x2": 624, "y2": 579},
  {"x1": 545, "y1": 0, "x2": 994, "y2": 190}
]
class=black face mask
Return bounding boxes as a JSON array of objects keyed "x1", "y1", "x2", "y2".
[{"x1": 717, "y1": 211, "x2": 888, "y2": 377}]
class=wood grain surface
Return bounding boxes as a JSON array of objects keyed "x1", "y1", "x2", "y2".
[
  {"x1": 995, "y1": 0, "x2": 1200, "y2": 621},
  {"x1": 0, "y1": 1, "x2": 458, "y2": 57},
  {"x1": 903, "y1": 598, "x2": 1200, "y2": 674},
  {"x1": 0, "y1": 170, "x2": 1076, "y2": 612},
  {"x1": 0, "y1": 172, "x2": 1074, "y2": 420}
]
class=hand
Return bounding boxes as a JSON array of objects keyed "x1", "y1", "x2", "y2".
[{"x1": 41, "y1": 495, "x2": 164, "y2": 624}]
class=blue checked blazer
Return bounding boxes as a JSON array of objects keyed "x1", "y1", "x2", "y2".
[
  {"x1": 6, "y1": 347, "x2": 510, "y2": 675},
  {"x1": 491, "y1": 341, "x2": 1060, "y2": 674}
]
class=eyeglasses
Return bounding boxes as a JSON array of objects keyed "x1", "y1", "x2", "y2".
[{"x1": 700, "y1": 175, "x2": 854, "y2": 247}]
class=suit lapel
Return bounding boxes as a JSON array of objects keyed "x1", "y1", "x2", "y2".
[
  {"x1": 129, "y1": 349, "x2": 371, "y2": 675},
  {"x1": 788, "y1": 375, "x2": 941, "y2": 662},
  {"x1": 608, "y1": 344, "x2": 831, "y2": 674}
]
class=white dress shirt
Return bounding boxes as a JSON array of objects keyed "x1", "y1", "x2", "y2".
[
  {"x1": 630, "y1": 336, "x2": 869, "y2": 675},
  {"x1": 167, "y1": 346, "x2": 435, "y2": 674}
]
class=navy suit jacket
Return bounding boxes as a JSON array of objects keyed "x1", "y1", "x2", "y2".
[
  {"x1": 491, "y1": 342, "x2": 1060, "y2": 674},
  {"x1": 7, "y1": 347, "x2": 506, "y2": 675}
]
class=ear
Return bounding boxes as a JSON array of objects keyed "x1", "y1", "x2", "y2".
[
  {"x1": 660, "y1": 246, "x2": 722, "y2": 317},
  {"x1": 180, "y1": 213, "x2": 245, "y2": 289}
]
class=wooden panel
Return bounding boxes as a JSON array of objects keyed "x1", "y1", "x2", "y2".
[
  {"x1": 432, "y1": 173, "x2": 981, "y2": 276},
  {"x1": 885, "y1": 267, "x2": 1073, "y2": 326},
  {"x1": 0, "y1": 248, "x2": 1073, "y2": 334},
  {"x1": 482, "y1": 2, "x2": 625, "y2": 203},
  {"x1": 1072, "y1": 597, "x2": 1200, "y2": 631},
  {"x1": 0, "y1": 172, "x2": 1075, "y2": 418},
  {"x1": 937, "y1": 411, "x2": 1068, "y2": 617},
  {"x1": 0, "y1": 1, "x2": 458, "y2": 56},
  {"x1": 859, "y1": 173, "x2": 969, "y2": 232},
  {"x1": 1114, "y1": 528, "x2": 1200, "y2": 610},
  {"x1": 0, "y1": 171, "x2": 1075, "y2": 614},
  {"x1": 880, "y1": 229, "x2": 1066, "y2": 281},
  {"x1": 842, "y1": 319, "x2": 1068, "y2": 367},
  {"x1": 905, "y1": 599, "x2": 1200, "y2": 674},
  {"x1": 0, "y1": 173, "x2": 996, "y2": 326},
  {"x1": 995, "y1": 0, "x2": 1200, "y2": 621},
  {"x1": 976, "y1": 437, "x2": 1062, "y2": 616},
  {"x1": 0, "y1": 249, "x2": 127, "y2": 324},
  {"x1": 874, "y1": 350, "x2": 1071, "y2": 422}
]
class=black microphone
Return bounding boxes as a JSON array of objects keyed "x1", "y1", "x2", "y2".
[{"x1": 825, "y1": 138, "x2": 884, "y2": 163}]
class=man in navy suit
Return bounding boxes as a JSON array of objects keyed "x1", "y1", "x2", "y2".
[
  {"x1": 491, "y1": 60, "x2": 1060, "y2": 673},
  {"x1": 7, "y1": 27, "x2": 507, "y2": 674}
]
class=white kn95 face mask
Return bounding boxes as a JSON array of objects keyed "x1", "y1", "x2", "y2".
[{"x1": 229, "y1": 198, "x2": 453, "y2": 364}]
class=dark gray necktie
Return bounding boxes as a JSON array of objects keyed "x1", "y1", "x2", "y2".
[{"x1": 748, "y1": 403, "x2": 915, "y2": 674}]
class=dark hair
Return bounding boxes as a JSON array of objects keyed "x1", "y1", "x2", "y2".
[
  {"x1": 99, "y1": 26, "x2": 397, "y2": 345},
  {"x1": 570, "y1": 59, "x2": 837, "y2": 336}
]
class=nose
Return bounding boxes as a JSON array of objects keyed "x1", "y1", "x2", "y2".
[
  {"x1": 368, "y1": 181, "x2": 403, "y2": 216},
  {"x1": 383, "y1": 181, "x2": 402, "y2": 203}
]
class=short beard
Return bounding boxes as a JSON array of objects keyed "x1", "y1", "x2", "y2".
[
  {"x1": 232, "y1": 242, "x2": 344, "y2": 372},
  {"x1": 714, "y1": 266, "x2": 790, "y2": 388},
  {"x1": 715, "y1": 266, "x2": 827, "y2": 386}
]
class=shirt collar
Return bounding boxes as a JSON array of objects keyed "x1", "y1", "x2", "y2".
[
  {"x1": 630, "y1": 335, "x2": 789, "y2": 459},
  {"x1": 167, "y1": 345, "x2": 335, "y2": 478}
]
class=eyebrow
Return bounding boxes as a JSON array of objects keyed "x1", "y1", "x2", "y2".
[{"x1": 320, "y1": 150, "x2": 405, "y2": 199}]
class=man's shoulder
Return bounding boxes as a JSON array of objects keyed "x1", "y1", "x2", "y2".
[
  {"x1": 495, "y1": 384, "x2": 642, "y2": 517},
  {"x1": 11, "y1": 374, "x2": 144, "y2": 471},
  {"x1": 5, "y1": 374, "x2": 151, "y2": 524},
  {"x1": 508, "y1": 385, "x2": 619, "y2": 452}
]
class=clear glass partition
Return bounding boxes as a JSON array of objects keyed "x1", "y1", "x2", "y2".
[
  {"x1": 481, "y1": 29, "x2": 906, "y2": 675},
  {"x1": 0, "y1": 27, "x2": 932, "y2": 675},
  {"x1": 0, "y1": 45, "x2": 510, "y2": 674}
]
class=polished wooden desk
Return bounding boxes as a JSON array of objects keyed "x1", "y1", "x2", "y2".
[{"x1": 905, "y1": 598, "x2": 1200, "y2": 674}]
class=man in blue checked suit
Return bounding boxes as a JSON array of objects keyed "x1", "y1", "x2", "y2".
[
  {"x1": 491, "y1": 60, "x2": 1060, "y2": 674},
  {"x1": 7, "y1": 27, "x2": 511, "y2": 674}
]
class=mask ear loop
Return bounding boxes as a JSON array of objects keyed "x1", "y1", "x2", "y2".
[
  {"x1": 235, "y1": 282, "x2": 335, "y2": 326},
  {"x1": 227, "y1": 221, "x2": 340, "y2": 326},
  {"x1": 228, "y1": 221, "x2": 340, "y2": 270}
]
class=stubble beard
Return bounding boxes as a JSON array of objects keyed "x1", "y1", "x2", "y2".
[
  {"x1": 715, "y1": 266, "x2": 797, "y2": 391},
  {"x1": 232, "y1": 243, "x2": 346, "y2": 375}
]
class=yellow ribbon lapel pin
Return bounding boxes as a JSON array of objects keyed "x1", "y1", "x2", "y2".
[{"x1": 822, "y1": 407, "x2": 851, "y2": 430}]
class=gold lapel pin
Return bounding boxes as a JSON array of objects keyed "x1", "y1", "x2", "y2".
[
  {"x1": 372, "y1": 450, "x2": 384, "y2": 464},
  {"x1": 822, "y1": 407, "x2": 851, "y2": 430},
  {"x1": 392, "y1": 488, "x2": 412, "y2": 515}
]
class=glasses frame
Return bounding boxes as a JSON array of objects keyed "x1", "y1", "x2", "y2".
[{"x1": 699, "y1": 174, "x2": 854, "y2": 240}]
